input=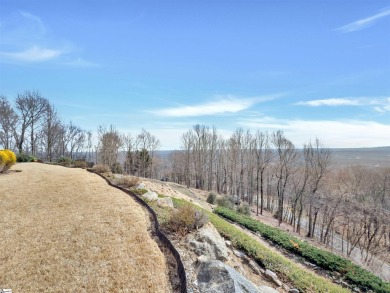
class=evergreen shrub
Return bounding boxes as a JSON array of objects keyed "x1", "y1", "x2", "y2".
[{"x1": 206, "y1": 192, "x2": 217, "y2": 204}]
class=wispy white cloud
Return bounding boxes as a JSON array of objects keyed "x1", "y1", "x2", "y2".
[
  {"x1": 0, "y1": 46, "x2": 63, "y2": 62},
  {"x1": 297, "y1": 98, "x2": 364, "y2": 107},
  {"x1": 0, "y1": 11, "x2": 96, "y2": 67},
  {"x1": 238, "y1": 116, "x2": 390, "y2": 148},
  {"x1": 373, "y1": 98, "x2": 390, "y2": 113},
  {"x1": 19, "y1": 11, "x2": 46, "y2": 34},
  {"x1": 297, "y1": 97, "x2": 390, "y2": 112},
  {"x1": 337, "y1": 7, "x2": 390, "y2": 33},
  {"x1": 152, "y1": 95, "x2": 277, "y2": 117}
]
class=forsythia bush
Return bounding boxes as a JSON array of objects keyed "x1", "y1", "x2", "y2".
[{"x1": 0, "y1": 149, "x2": 17, "y2": 173}]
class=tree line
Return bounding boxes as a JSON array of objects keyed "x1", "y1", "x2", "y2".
[
  {"x1": 0, "y1": 91, "x2": 160, "y2": 178},
  {"x1": 0, "y1": 91, "x2": 88, "y2": 161}
]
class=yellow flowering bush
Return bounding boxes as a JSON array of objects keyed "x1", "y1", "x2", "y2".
[{"x1": 0, "y1": 149, "x2": 17, "y2": 173}]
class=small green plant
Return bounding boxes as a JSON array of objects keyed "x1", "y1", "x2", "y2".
[
  {"x1": 206, "y1": 192, "x2": 217, "y2": 204},
  {"x1": 216, "y1": 196, "x2": 234, "y2": 209},
  {"x1": 57, "y1": 156, "x2": 73, "y2": 166},
  {"x1": 164, "y1": 204, "x2": 208, "y2": 236},
  {"x1": 132, "y1": 188, "x2": 148, "y2": 196}
]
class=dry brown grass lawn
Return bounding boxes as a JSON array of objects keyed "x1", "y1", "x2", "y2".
[{"x1": 0, "y1": 163, "x2": 169, "y2": 293}]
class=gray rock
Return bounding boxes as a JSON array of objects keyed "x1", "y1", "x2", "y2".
[
  {"x1": 135, "y1": 183, "x2": 146, "y2": 189},
  {"x1": 225, "y1": 240, "x2": 232, "y2": 247},
  {"x1": 289, "y1": 289, "x2": 299, "y2": 293},
  {"x1": 197, "y1": 255, "x2": 209, "y2": 263},
  {"x1": 197, "y1": 260, "x2": 262, "y2": 293},
  {"x1": 248, "y1": 259, "x2": 263, "y2": 275},
  {"x1": 142, "y1": 191, "x2": 158, "y2": 201},
  {"x1": 258, "y1": 286, "x2": 279, "y2": 293},
  {"x1": 156, "y1": 197, "x2": 174, "y2": 208},
  {"x1": 265, "y1": 269, "x2": 282, "y2": 287},
  {"x1": 233, "y1": 249, "x2": 246, "y2": 258},
  {"x1": 187, "y1": 223, "x2": 228, "y2": 261}
]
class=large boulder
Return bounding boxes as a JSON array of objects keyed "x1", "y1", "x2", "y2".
[
  {"x1": 197, "y1": 260, "x2": 263, "y2": 293},
  {"x1": 186, "y1": 223, "x2": 228, "y2": 261},
  {"x1": 142, "y1": 191, "x2": 158, "y2": 201}
]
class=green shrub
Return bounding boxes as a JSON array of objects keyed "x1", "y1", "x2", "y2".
[
  {"x1": 214, "y1": 206, "x2": 390, "y2": 293},
  {"x1": 87, "y1": 161, "x2": 95, "y2": 168},
  {"x1": 236, "y1": 203, "x2": 250, "y2": 215},
  {"x1": 57, "y1": 156, "x2": 73, "y2": 166},
  {"x1": 216, "y1": 196, "x2": 234, "y2": 209},
  {"x1": 206, "y1": 192, "x2": 217, "y2": 204},
  {"x1": 16, "y1": 152, "x2": 36, "y2": 163},
  {"x1": 164, "y1": 204, "x2": 208, "y2": 236},
  {"x1": 111, "y1": 162, "x2": 123, "y2": 174}
]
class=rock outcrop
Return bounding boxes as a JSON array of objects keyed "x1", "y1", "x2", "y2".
[
  {"x1": 156, "y1": 197, "x2": 174, "y2": 208},
  {"x1": 142, "y1": 190, "x2": 158, "y2": 201},
  {"x1": 197, "y1": 260, "x2": 264, "y2": 293},
  {"x1": 186, "y1": 222, "x2": 228, "y2": 261}
]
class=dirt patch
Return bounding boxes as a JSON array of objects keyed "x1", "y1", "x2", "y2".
[{"x1": 0, "y1": 163, "x2": 169, "y2": 292}]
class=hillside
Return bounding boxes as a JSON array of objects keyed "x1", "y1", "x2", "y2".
[{"x1": 0, "y1": 163, "x2": 169, "y2": 292}]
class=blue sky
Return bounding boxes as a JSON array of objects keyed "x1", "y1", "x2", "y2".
[{"x1": 0, "y1": 0, "x2": 389, "y2": 150}]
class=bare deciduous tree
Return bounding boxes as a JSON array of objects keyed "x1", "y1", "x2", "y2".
[
  {"x1": 0, "y1": 96, "x2": 18, "y2": 149},
  {"x1": 97, "y1": 125, "x2": 123, "y2": 169},
  {"x1": 272, "y1": 130, "x2": 298, "y2": 226},
  {"x1": 254, "y1": 131, "x2": 273, "y2": 215},
  {"x1": 14, "y1": 91, "x2": 49, "y2": 155}
]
